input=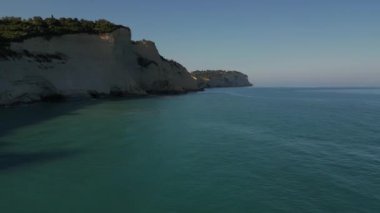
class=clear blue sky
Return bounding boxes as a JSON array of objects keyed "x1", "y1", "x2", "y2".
[{"x1": 2, "y1": 0, "x2": 380, "y2": 87}]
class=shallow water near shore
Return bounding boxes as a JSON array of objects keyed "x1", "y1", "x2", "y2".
[{"x1": 0, "y1": 87, "x2": 379, "y2": 212}]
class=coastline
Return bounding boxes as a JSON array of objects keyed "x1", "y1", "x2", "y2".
[
  {"x1": 0, "y1": 18, "x2": 252, "y2": 107},
  {"x1": 0, "y1": 86, "x2": 256, "y2": 108}
]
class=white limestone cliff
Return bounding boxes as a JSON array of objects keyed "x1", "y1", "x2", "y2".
[{"x1": 0, "y1": 28, "x2": 199, "y2": 105}]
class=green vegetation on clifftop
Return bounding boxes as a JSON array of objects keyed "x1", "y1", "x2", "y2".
[{"x1": 0, "y1": 16, "x2": 126, "y2": 44}]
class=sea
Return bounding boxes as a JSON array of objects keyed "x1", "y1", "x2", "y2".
[{"x1": 0, "y1": 87, "x2": 379, "y2": 213}]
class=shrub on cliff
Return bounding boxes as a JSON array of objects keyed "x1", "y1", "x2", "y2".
[{"x1": 0, "y1": 16, "x2": 125, "y2": 44}]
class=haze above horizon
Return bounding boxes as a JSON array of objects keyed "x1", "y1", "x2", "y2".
[{"x1": 2, "y1": 0, "x2": 379, "y2": 87}]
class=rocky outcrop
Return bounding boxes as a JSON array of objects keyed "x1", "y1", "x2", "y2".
[
  {"x1": 191, "y1": 70, "x2": 252, "y2": 88},
  {"x1": 0, "y1": 28, "x2": 199, "y2": 105}
]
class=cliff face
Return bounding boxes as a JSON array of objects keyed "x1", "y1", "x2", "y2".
[
  {"x1": 0, "y1": 28, "x2": 199, "y2": 105},
  {"x1": 191, "y1": 70, "x2": 252, "y2": 88}
]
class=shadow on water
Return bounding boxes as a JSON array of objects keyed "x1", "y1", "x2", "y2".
[
  {"x1": 0, "y1": 149, "x2": 83, "y2": 171},
  {"x1": 0, "y1": 100, "x2": 99, "y2": 137},
  {"x1": 0, "y1": 100, "x2": 99, "y2": 172},
  {"x1": 0, "y1": 141, "x2": 12, "y2": 150}
]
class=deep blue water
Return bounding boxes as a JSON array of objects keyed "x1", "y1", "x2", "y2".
[{"x1": 0, "y1": 87, "x2": 379, "y2": 212}]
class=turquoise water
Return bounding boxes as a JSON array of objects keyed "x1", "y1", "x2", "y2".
[{"x1": 0, "y1": 88, "x2": 379, "y2": 212}]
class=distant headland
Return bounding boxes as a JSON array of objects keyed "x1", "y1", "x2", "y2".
[
  {"x1": 0, "y1": 17, "x2": 252, "y2": 106},
  {"x1": 192, "y1": 70, "x2": 252, "y2": 88}
]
